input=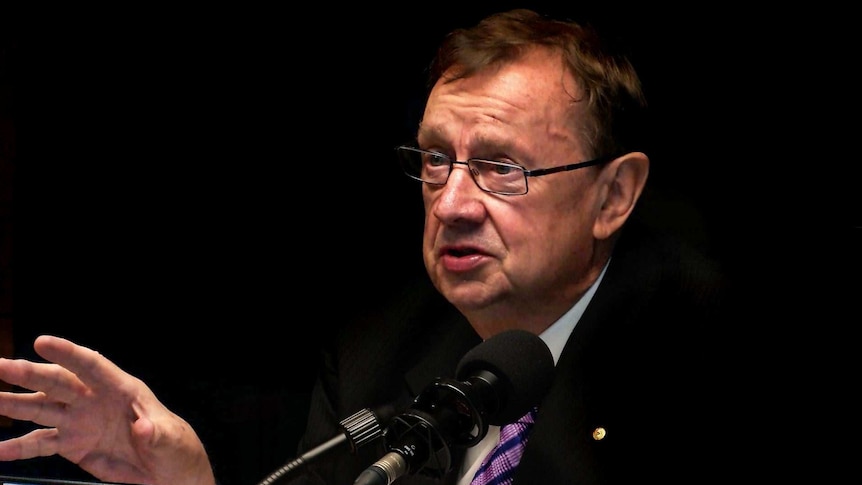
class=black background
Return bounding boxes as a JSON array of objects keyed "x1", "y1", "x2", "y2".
[{"x1": 1, "y1": 3, "x2": 859, "y2": 484}]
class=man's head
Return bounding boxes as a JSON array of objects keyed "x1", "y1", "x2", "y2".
[{"x1": 406, "y1": 9, "x2": 650, "y2": 338}]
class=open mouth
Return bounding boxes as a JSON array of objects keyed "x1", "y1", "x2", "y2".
[{"x1": 446, "y1": 247, "x2": 480, "y2": 257}]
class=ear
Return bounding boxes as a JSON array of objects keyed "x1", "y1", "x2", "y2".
[{"x1": 593, "y1": 152, "x2": 649, "y2": 240}]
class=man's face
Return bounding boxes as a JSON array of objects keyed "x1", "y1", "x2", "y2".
[{"x1": 417, "y1": 48, "x2": 609, "y2": 336}]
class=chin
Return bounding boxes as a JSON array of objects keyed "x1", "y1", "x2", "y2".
[{"x1": 438, "y1": 278, "x2": 497, "y2": 311}]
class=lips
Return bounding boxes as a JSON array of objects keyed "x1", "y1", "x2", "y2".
[
  {"x1": 439, "y1": 243, "x2": 485, "y2": 257},
  {"x1": 438, "y1": 244, "x2": 489, "y2": 272}
]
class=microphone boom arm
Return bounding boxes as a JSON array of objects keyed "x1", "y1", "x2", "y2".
[{"x1": 256, "y1": 407, "x2": 384, "y2": 485}]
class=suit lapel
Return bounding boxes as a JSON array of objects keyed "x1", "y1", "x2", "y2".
[{"x1": 513, "y1": 226, "x2": 656, "y2": 484}]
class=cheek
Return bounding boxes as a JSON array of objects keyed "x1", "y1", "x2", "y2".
[
  {"x1": 510, "y1": 211, "x2": 592, "y2": 287},
  {"x1": 421, "y1": 189, "x2": 435, "y2": 227},
  {"x1": 422, "y1": 190, "x2": 434, "y2": 212},
  {"x1": 511, "y1": 191, "x2": 595, "y2": 255},
  {"x1": 494, "y1": 205, "x2": 549, "y2": 259},
  {"x1": 421, "y1": 197, "x2": 439, "y2": 250}
]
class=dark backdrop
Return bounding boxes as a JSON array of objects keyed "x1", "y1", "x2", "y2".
[{"x1": 1, "y1": 3, "x2": 858, "y2": 485}]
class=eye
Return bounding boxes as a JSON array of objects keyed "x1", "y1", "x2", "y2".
[
  {"x1": 473, "y1": 160, "x2": 522, "y2": 177},
  {"x1": 492, "y1": 163, "x2": 518, "y2": 175},
  {"x1": 426, "y1": 152, "x2": 450, "y2": 167}
]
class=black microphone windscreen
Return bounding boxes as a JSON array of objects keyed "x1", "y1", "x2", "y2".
[{"x1": 454, "y1": 329, "x2": 554, "y2": 425}]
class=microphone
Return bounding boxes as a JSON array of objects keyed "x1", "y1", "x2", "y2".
[
  {"x1": 354, "y1": 329, "x2": 555, "y2": 485},
  {"x1": 255, "y1": 405, "x2": 394, "y2": 485}
]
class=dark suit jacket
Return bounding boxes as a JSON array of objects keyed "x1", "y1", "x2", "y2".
[{"x1": 287, "y1": 217, "x2": 743, "y2": 485}]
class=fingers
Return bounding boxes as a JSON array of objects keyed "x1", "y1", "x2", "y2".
[
  {"x1": 0, "y1": 427, "x2": 60, "y2": 461},
  {"x1": 0, "y1": 356, "x2": 88, "y2": 404},
  {"x1": 0, "y1": 335, "x2": 129, "y2": 430},
  {"x1": 33, "y1": 335, "x2": 133, "y2": 390},
  {"x1": 0, "y1": 390, "x2": 68, "y2": 427}
]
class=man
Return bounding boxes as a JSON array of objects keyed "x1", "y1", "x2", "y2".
[
  {"x1": 291, "y1": 10, "x2": 734, "y2": 484},
  {"x1": 0, "y1": 8, "x2": 739, "y2": 485}
]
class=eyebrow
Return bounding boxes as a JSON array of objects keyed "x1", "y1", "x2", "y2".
[
  {"x1": 415, "y1": 123, "x2": 445, "y2": 146},
  {"x1": 416, "y1": 126, "x2": 520, "y2": 159}
]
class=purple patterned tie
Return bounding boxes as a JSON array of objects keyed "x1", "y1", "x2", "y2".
[{"x1": 470, "y1": 407, "x2": 538, "y2": 485}]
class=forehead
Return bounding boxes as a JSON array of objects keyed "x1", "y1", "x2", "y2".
[{"x1": 420, "y1": 48, "x2": 583, "y2": 151}]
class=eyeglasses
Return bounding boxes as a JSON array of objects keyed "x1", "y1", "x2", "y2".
[{"x1": 395, "y1": 146, "x2": 615, "y2": 196}]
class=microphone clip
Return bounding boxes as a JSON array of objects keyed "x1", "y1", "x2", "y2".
[{"x1": 382, "y1": 376, "x2": 489, "y2": 479}]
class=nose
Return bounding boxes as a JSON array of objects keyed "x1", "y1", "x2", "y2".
[
  {"x1": 444, "y1": 160, "x2": 484, "y2": 195},
  {"x1": 431, "y1": 162, "x2": 486, "y2": 224}
]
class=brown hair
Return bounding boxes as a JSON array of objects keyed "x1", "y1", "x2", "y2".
[{"x1": 428, "y1": 8, "x2": 648, "y2": 159}]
